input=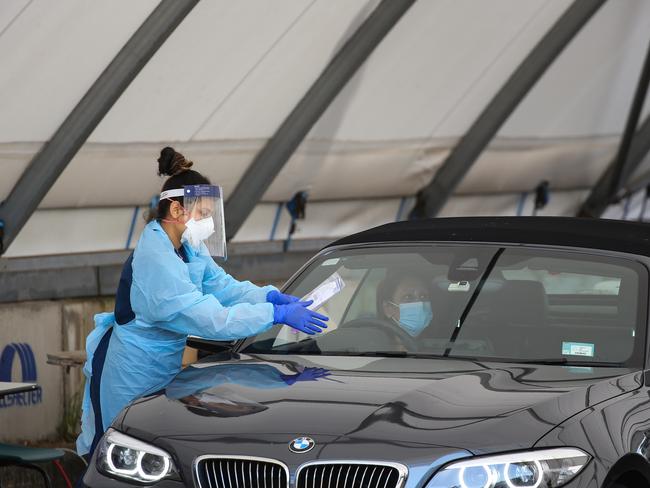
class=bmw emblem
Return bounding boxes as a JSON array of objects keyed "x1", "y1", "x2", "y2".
[{"x1": 289, "y1": 436, "x2": 315, "y2": 453}]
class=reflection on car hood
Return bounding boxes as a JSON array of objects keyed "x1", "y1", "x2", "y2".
[{"x1": 120, "y1": 353, "x2": 641, "y2": 454}]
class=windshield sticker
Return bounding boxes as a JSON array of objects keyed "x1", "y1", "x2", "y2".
[
  {"x1": 321, "y1": 258, "x2": 340, "y2": 266},
  {"x1": 562, "y1": 342, "x2": 595, "y2": 357},
  {"x1": 302, "y1": 272, "x2": 346, "y2": 310}
]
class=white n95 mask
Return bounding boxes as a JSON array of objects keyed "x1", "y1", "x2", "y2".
[{"x1": 182, "y1": 217, "x2": 215, "y2": 250}]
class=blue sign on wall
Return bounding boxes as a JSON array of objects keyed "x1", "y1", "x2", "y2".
[{"x1": 0, "y1": 343, "x2": 43, "y2": 408}]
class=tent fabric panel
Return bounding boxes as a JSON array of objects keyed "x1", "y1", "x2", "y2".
[
  {"x1": 88, "y1": 0, "x2": 315, "y2": 142},
  {"x1": 0, "y1": 0, "x2": 158, "y2": 143},
  {"x1": 261, "y1": 138, "x2": 448, "y2": 202},
  {"x1": 87, "y1": 0, "x2": 378, "y2": 143},
  {"x1": 500, "y1": 0, "x2": 650, "y2": 138},
  {"x1": 37, "y1": 141, "x2": 263, "y2": 209},
  {"x1": 231, "y1": 203, "x2": 290, "y2": 243},
  {"x1": 0, "y1": 143, "x2": 35, "y2": 203},
  {"x1": 3, "y1": 1, "x2": 649, "y2": 208},
  {"x1": 4, "y1": 207, "x2": 138, "y2": 258},
  {"x1": 192, "y1": 0, "x2": 379, "y2": 141},
  {"x1": 0, "y1": 1, "x2": 30, "y2": 35},
  {"x1": 2, "y1": 193, "x2": 608, "y2": 258},
  {"x1": 302, "y1": 0, "x2": 569, "y2": 142},
  {"x1": 263, "y1": 136, "x2": 617, "y2": 201},
  {"x1": 457, "y1": 136, "x2": 617, "y2": 195},
  {"x1": 0, "y1": 137, "x2": 621, "y2": 208},
  {"x1": 270, "y1": 199, "x2": 403, "y2": 242},
  {"x1": 438, "y1": 190, "x2": 589, "y2": 218}
]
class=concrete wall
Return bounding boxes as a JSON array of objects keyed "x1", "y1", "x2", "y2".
[
  {"x1": 0, "y1": 300, "x2": 63, "y2": 441},
  {"x1": 61, "y1": 298, "x2": 114, "y2": 402},
  {"x1": 0, "y1": 298, "x2": 113, "y2": 442}
]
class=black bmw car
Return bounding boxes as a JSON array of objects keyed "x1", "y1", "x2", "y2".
[{"x1": 84, "y1": 217, "x2": 650, "y2": 488}]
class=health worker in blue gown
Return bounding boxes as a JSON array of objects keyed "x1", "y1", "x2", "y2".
[{"x1": 77, "y1": 147, "x2": 328, "y2": 457}]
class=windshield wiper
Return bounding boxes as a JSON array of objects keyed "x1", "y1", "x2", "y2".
[
  {"x1": 353, "y1": 351, "x2": 414, "y2": 358},
  {"x1": 494, "y1": 358, "x2": 625, "y2": 367},
  {"x1": 258, "y1": 350, "x2": 461, "y2": 359},
  {"x1": 287, "y1": 350, "x2": 413, "y2": 358},
  {"x1": 348, "y1": 351, "x2": 467, "y2": 359}
]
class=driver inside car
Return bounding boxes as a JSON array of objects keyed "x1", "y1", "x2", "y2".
[{"x1": 377, "y1": 270, "x2": 434, "y2": 339}]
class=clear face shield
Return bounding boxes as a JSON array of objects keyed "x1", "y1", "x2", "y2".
[
  {"x1": 161, "y1": 185, "x2": 226, "y2": 259},
  {"x1": 183, "y1": 185, "x2": 226, "y2": 259}
]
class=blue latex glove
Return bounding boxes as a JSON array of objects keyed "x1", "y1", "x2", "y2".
[
  {"x1": 280, "y1": 367, "x2": 332, "y2": 385},
  {"x1": 273, "y1": 301, "x2": 328, "y2": 335},
  {"x1": 266, "y1": 290, "x2": 301, "y2": 305}
]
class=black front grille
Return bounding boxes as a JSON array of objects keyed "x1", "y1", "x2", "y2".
[
  {"x1": 296, "y1": 463, "x2": 403, "y2": 488},
  {"x1": 196, "y1": 457, "x2": 288, "y2": 488}
]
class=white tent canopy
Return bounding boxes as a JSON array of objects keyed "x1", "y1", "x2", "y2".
[{"x1": 2, "y1": 0, "x2": 650, "y2": 257}]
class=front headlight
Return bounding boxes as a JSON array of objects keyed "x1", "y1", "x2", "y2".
[
  {"x1": 426, "y1": 447, "x2": 590, "y2": 488},
  {"x1": 97, "y1": 429, "x2": 178, "y2": 483}
]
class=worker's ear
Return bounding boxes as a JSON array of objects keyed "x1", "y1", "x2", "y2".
[{"x1": 169, "y1": 200, "x2": 184, "y2": 220}]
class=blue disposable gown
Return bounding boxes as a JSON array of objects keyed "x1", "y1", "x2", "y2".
[{"x1": 77, "y1": 221, "x2": 277, "y2": 455}]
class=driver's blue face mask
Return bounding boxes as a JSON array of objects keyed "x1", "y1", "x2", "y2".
[{"x1": 389, "y1": 301, "x2": 433, "y2": 337}]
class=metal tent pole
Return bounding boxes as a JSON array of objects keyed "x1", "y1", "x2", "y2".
[
  {"x1": 224, "y1": 0, "x2": 417, "y2": 240},
  {"x1": 409, "y1": 0, "x2": 606, "y2": 219},
  {"x1": 578, "y1": 37, "x2": 650, "y2": 218}
]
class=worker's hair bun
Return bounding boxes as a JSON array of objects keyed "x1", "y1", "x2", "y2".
[{"x1": 157, "y1": 146, "x2": 193, "y2": 176}]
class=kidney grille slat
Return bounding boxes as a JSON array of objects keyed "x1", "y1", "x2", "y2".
[
  {"x1": 196, "y1": 458, "x2": 288, "y2": 488},
  {"x1": 297, "y1": 463, "x2": 402, "y2": 488}
]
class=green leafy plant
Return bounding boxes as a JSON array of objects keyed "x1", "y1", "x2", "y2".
[{"x1": 57, "y1": 387, "x2": 83, "y2": 443}]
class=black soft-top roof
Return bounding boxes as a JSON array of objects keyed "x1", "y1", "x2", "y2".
[{"x1": 327, "y1": 217, "x2": 650, "y2": 257}]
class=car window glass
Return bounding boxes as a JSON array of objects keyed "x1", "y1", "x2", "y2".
[
  {"x1": 241, "y1": 246, "x2": 646, "y2": 367},
  {"x1": 271, "y1": 265, "x2": 367, "y2": 348},
  {"x1": 502, "y1": 269, "x2": 621, "y2": 295},
  {"x1": 453, "y1": 250, "x2": 641, "y2": 362},
  {"x1": 344, "y1": 268, "x2": 386, "y2": 322}
]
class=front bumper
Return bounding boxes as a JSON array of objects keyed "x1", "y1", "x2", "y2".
[
  {"x1": 83, "y1": 433, "x2": 470, "y2": 487},
  {"x1": 84, "y1": 432, "x2": 601, "y2": 487}
]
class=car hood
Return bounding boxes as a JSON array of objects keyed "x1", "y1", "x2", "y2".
[{"x1": 120, "y1": 353, "x2": 641, "y2": 454}]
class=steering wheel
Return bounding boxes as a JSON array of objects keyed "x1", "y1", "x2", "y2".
[{"x1": 337, "y1": 317, "x2": 419, "y2": 350}]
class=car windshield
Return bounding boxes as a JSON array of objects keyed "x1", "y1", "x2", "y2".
[{"x1": 241, "y1": 245, "x2": 647, "y2": 366}]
